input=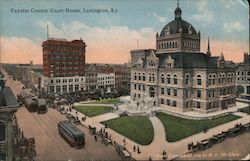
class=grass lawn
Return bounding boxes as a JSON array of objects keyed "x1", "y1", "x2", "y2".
[
  {"x1": 156, "y1": 112, "x2": 241, "y2": 142},
  {"x1": 102, "y1": 116, "x2": 154, "y2": 145},
  {"x1": 74, "y1": 105, "x2": 113, "y2": 117},
  {"x1": 238, "y1": 106, "x2": 250, "y2": 115},
  {"x1": 83, "y1": 98, "x2": 121, "y2": 104}
]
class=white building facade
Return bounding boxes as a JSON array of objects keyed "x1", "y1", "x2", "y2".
[
  {"x1": 41, "y1": 76, "x2": 86, "y2": 94},
  {"x1": 97, "y1": 73, "x2": 115, "y2": 90}
]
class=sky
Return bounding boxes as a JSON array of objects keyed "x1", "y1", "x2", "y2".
[{"x1": 0, "y1": 0, "x2": 249, "y2": 64}]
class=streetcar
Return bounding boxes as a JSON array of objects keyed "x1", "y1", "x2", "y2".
[
  {"x1": 37, "y1": 98, "x2": 47, "y2": 114},
  {"x1": 23, "y1": 97, "x2": 38, "y2": 112},
  {"x1": 58, "y1": 121, "x2": 85, "y2": 148}
]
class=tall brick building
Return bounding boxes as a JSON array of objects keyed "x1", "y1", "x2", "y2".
[{"x1": 41, "y1": 38, "x2": 86, "y2": 94}]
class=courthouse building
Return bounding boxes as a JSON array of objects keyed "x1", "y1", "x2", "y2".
[
  {"x1": 236, "y1": 52, "x2": 250, "y2": 100},
  {"x1": 41, "y1": 38, "x2": 86, "y2": 94},
  {"x1": 131, "y1": 4, "x2": 236, "y2": 113}
]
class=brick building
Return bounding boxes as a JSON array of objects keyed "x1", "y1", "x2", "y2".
[{"x1": 41, "y1": 38, "x2": 86, "y2": 94}]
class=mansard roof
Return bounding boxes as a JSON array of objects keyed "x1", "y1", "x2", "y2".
[{"x1": 157, "y1": 52, "x2": 232, "y2": 69}]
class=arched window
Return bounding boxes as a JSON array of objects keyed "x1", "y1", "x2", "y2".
[
  {"x1": 212, "y1": 74, "x2": 216, "y2": 85},
  {"x1": 197, "y1": 75, "x2": 202, "y2": 85},
  {"x1": 173, "y1": 74, "x2": 178, "y2": 84},
  {"x1": 0, "y1": 122, "x2": 6, "y2": 142},
  {"x1": 208, "y1": 74, "x2": 212, "y2": 85},
  {"x1": 149, "y1": 73, "x2": 152, "y2": 82},
  {"x1": 167, "y1": 74, "x2": 171, "y2": 84},
  {"x1": 152, "y1": 73, "x2": 155, "y2": 82},
  {"x1": 134, "y1": 72, "x2": 137, "y2": 80},
  {"x1": 161, "y1": 74, "x2": 165, "y2": 83},
  {"x1": 222, "y1": 73, "x2": 226, "y2": 84},
  {"x1": 142, "y1": 73, "x2": 146, "y2": 81},
  {"x1": 227, "y1": 73, "x2": 231, "y2": 83},
  {"x1": 138, "y1": 73, "x2": 141, "y2": 81}
]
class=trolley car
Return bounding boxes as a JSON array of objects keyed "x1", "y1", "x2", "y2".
[
  {"x1": 58, "y1": 121, "x2": 85, "y2": 148},
  {"x1": 18, "y1": 91, "x2": 48, "y2": 114},
  {"x1": 37, "y1": 98, "x2": 47, "y2": 114},
  {"x1": 23, "y1": 97, "x2": 38, "y2": 112}
]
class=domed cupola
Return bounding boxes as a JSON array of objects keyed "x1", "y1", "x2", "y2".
[
  {"x1": 156, "y1": 0, "x2": 201, "y2": 54},
  {"x1": 175, "y1": 5, "x2": 182, "y2": 19}
]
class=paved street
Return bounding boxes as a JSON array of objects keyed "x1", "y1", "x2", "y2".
[
  {"x1": 2, "y1": 68, "x2": 250, "y2": 160},
  {"x1": 2, "y1": 69, "x2": 121, "y2": 161}
]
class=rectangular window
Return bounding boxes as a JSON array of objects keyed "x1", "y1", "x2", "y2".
[
  {"x1": 197, "y1": 102, "x2": 200, "y2": 108},
  {"x1": 167, "y1": 78, "x2": 171, "y2": 84},
  {"x1": 49, "y1": 86, "x2": 54, "y2": 93},
  {"x1": 56, "y1": 86, "x2": 61, "y2": 93},
  {"x1": 134, "y1": 84, "x2": 137, "y2": 90},
  {"x1": 247, "y1": 86, "x2": 250, "y2": 94},
  {"x1": 161, "y1": 98, "x2": 164, "y2": 104},
  {"x1": 197, "y1": 79, "x2": 202, "y2": 85},
  {"x1": 174, "y1": 89, "x2": 177, "y2": 96},
  {"x1": 174, "y1": 78, "x2": 177, "y2": 84},
  {"x1": 173, "y1": 101, "x2": 177, "y2": 107},
  {"x1": 167, "y1": 99, "x2": 170, "y2": 105},
  {"x1": 167, "y1": 88, "x2": 171, "y2": 96},
  {"x1": 197, "y1": 90, "x2": 201, "y2": 98},
  {"x1": 185, "y1": 89, "x2": 189, "y2": 98},
  {"x1": 161, "y1": 88, "x2": 165, "y2": 94},
  {"x1": 62, "y1": 85, "x2": 67, "y2": 92},
  {"x1": 69, "y1": 85, "x2": 73, "y2": 92},
  {"x1": 75, "y1": 85, "x2": 79, "y2": 91}
]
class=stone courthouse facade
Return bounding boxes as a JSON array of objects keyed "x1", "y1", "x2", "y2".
[{"x1": 130, "y1": 3, "x2": 236, "y2": 113}]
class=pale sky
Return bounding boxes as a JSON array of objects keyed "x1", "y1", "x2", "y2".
[{"x1": 0, "y1": 0, "x2": 249, "y2": 64}]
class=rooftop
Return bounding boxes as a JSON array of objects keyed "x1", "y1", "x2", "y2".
[{"x1": 0, "y1": 87, "x2": 19, "y2": 108}]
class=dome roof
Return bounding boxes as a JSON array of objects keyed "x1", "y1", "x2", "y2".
[
  {"x1": 160, "y1": 19, "x2": 197, "y2": 36},
  {"x1": 160, "y1": 5, "x2": 197, "y2": 37}
]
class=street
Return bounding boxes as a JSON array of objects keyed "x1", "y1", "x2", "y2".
[{"x1": 2, "y1": 69, "x2": 121, "y2": 161}]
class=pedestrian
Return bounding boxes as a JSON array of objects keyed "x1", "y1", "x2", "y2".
[
  {"x1": 133, "y1": 145, "x2": 136, "y2": 152},
  {"x1": 105, "y1": 132, "x2": 108, "y2": 138},
  {"x1": 137, "y1": 146, "x2": 140, "y2": 154},
  {"x1": 94, "y1": 135, "x2": 97, "y2": 142}
]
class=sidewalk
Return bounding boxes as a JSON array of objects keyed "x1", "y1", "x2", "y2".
[
  {"x1": 118, "y1": 101, "x2": 249, "y2": 120},
  {"x1": 66, "y1": 105, "x2": 250, "y2": 160}
]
